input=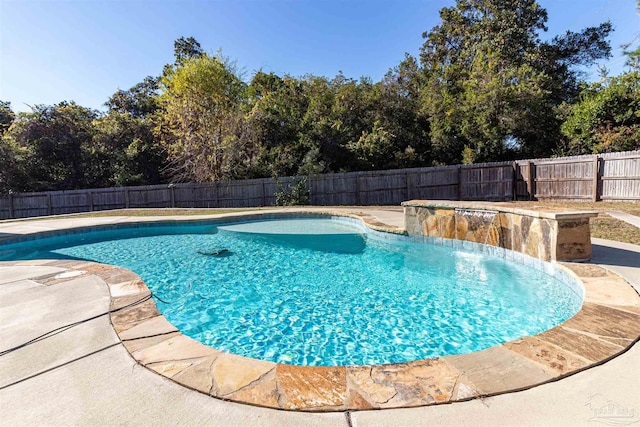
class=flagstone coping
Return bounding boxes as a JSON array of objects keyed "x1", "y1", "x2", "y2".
[{"x1": 1, "y1": 210, "x2": 639, "y2": 412}]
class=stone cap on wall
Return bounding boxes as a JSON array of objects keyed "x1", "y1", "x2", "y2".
[{"x1": 402, "y1": 200, "x2": 599, "y2": 221}]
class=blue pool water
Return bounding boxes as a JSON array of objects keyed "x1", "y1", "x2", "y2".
[{"x1": 0, "y1": 217, "x2": 582, "y2": 366}]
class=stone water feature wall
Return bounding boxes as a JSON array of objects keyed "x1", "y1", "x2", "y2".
[{"x1": 402, "y1": 200, "x2": 598, "y2": 262}]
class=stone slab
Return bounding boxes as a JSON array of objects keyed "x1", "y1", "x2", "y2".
[
  {"x1": 561, "y1": 302, "x2": 640, "y2": 343},
  {"x1": 443, "y1": 346, "x2": 556, "y2": 394},
  {"x1": 582, "y1": 276, "x2": 640, "y2": 307},
  {"x1": 402, "y1": 200, "x2": 598, "y2": 221},
  {"x1": 226, "y1": 368, "x2": 281, "y2": 408},
  {"x1": 109, "y1": 278, "x2": 148, "y2": 297},
  {"x1": 122, "y1": 331, "x2": 181, "y2": 353},
  {"x1": 536, "y1": 326, "x2": 624, "y2": 363},
  {"x1": 110, "y1": 298, "x2": 161, "y2": 331},
  {"x1": 277, "y1": 365, "x2": 347, "y2": 410},
  {"x1": 211, "y1": 353, "x2": 276, "y2": 396},
  {"x1": 365, "y1": 359, "x2": 459, "y2": 408},
  {"x1": 118, "y1": 315, "x2": 180, "y2": 341},
  {"x1": 503, "y1": 336, "x2": 591, "y2": 374},
  {"x1": 131, "y1": 335, "x2": 220, "y2": 365}
]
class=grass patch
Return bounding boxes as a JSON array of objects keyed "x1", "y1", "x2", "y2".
[{"x1": 590, "y1": 215, "x2": 640, "y2": 245}]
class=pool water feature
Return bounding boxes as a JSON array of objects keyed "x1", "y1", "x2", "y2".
[
  {"x1": 0, "y1": 217, "x2": 583, "y2": 366},
  {"x1": 455, "y1": 208, "x2": 499, "y2": 245}
]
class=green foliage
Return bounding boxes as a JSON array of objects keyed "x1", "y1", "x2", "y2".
[
  {"x1": 347, "y1": 121, "x2": 395, "y2": 169},
  {"x1": 158, "y1": 53, "x2": 250, "y2": 182},
  {"x1": 99, "y1": 78, "x2": 166, "y2": 186},
  {"x1": 0, "y1": 137, "x2": 26, "y2": 194},
  {"x1": 561, "y1": 71, "x2": 640, "y2": 154},
  {"x1": 621, "y1": 1, "x2": 640, "y2": 71},
  {"x1": 173, "y1": 36, "x2": 204, "y2": 66},
  {"x1": 372, "y1": 55, "x2": 431, "y2": 169},
  {"x1": 92, "y1": 112, "x2": 166, "y2": 186},
  {"x1": 0, "y1": 101, "x2": 15, "y2": 137},
  {"x1": 244, "y1": 72, "x2": 309, "y2": 177},
  {"x1": 4, "y1": 102, "x2": 98, "y2": 191},
  {"x1": 420, "y1": 0, "x2": 612, "y2": 162},
  {"x1": 274, "y1": 177, "x2": 310, "y2": 206},
  {"x1": 105, "y1": 76, "x2": 160, "y2": 118}
]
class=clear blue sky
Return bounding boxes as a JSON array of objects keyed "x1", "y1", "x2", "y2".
[{"x1": 1, "y1": 0, "x2": 638, "y2": 113}]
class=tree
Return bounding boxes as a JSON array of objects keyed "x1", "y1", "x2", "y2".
[
  {"x1": 0, "y1": 102, "x2": 18, "y2": 192},
  {"x1": 297, "y1": 75, "x2": 342, "y2": 174},
  {"x1": 244, "y1": 72, "x2": 309, "y2": 177},
  {"x1": 347, "y1": 120, "x2": 396, "y2": 169},
  {"x1": 105, "y1": 76, "x2": 160, "y2": 118},
  {"x1": 420, "y1": 0, "x2": 612, "y2": 163},
  {"x1": 92, "y1": 112, "x2": 166, "y2": 186},
  {"x1": 157, "y1": 54, "x2": 250, "y2": 182},
  {"x1": 560, "y1": 3, "x2": 640, "y2": 156},
  {"x1": 173, "y1": 36, "x2": 204, "y2": 66},
  {"x1": 100, "y1": 78, "x2": 166, "y2": 186},
  {"x1": 561, "y1": 71, "x2": 640, "y2": 155},
  {"x1": 4, "y1": 102, "x2": 98, "y2": 191},
  {"x1": 161, "y1": 36, "x2": 206, "y2": 78},
  {"x1": 0, "y1": 137, "x2": 26, "y2": 194},
  {"x1": 0, "y1": 101, "x2": 15, "y2": 137},
  {"x1": 621, "y1": 1, "x2": 640, "y2": 70},
  {"x1": 364, "y1": 55, "x2": 431, "y2": 169}
]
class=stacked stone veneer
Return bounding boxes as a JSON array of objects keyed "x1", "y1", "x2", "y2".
[{"x1": 403, "y1": 200, "x2": 598, "y2": 262}]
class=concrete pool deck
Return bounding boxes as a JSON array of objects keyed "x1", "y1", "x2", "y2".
[{"x1": 0, "y1": 207, "x2": 639, "y2": 426}]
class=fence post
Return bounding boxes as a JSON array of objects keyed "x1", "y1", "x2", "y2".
[
  {"x1": 47, "y1": 193, "x2": 53, "y2": 215},
  {"x1": 527, "y1": 161, "x2": 535, "y2": 201},
  {"x1": 169, "y1": 185, "x2": 176, "y2": 208},
  {"x1": 457, "y1": 165, "x2": 463, "y2": 200},
  {"x1": 124, "y1": 189, "x2": 130, "y2": 209},
  {"x1": 512, "y1": 162, "x2": 518, "y2": 201},
  {"x1": 406, "y1": 171, "x2": 411, "y2": 200},
  {"x1": 8, "y1": 193, "x2": 14, "y2": 219},
  {"x1": 88, "y1": 191, "x2": 94, "y2": 211},
  {"x1": 307, "y1": 176, "x2": 313, "y2": 205},
  {"x1": 355, "y1": 175, "x2": 361, "y2": 205},
  {"x1": 593, "y1": 155, "x2": 601, "y2": 202}
]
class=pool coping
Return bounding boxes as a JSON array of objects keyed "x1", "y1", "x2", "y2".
[
  {"x1": 2, "y1": 209, "x2": 640, "y2": 412},
  {"x1": 401, "y1": 200, "x2": 600, "y2": 221}
]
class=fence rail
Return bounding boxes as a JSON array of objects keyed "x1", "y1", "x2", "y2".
[{"x1": 1, "y1": 151, "x2": 639, "y2": 220}]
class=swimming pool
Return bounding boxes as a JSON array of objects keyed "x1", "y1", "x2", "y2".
[{"x1": 0, "y1": 215, "x2": 583, "y2": 366}]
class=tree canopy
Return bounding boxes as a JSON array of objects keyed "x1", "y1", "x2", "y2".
[
  {"x1": 419, "y1": 0, "x2": 612, "y2": 163},
  {"x1": 158, "y1": 53, "x2": 249, "y2": 182},
  {"x1": 1, "y1": 1, "x2": 634, "y2": 194}
]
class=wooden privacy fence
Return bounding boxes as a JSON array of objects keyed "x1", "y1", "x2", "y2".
[
  {"x1": 1, "y1": 151, "x2": 638, "y2": 220},
  {"x1": 514, "y1": 150, "x2": 640, "y2": 201}
]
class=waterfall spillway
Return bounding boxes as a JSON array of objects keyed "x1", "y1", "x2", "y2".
[{"x1": 454, "y1": 208, "x2": 499, "y2": 245}]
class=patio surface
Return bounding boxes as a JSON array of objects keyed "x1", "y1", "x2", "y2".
[{"x1": 0, "y1": 207, "x2": 638, "y2": 426}]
